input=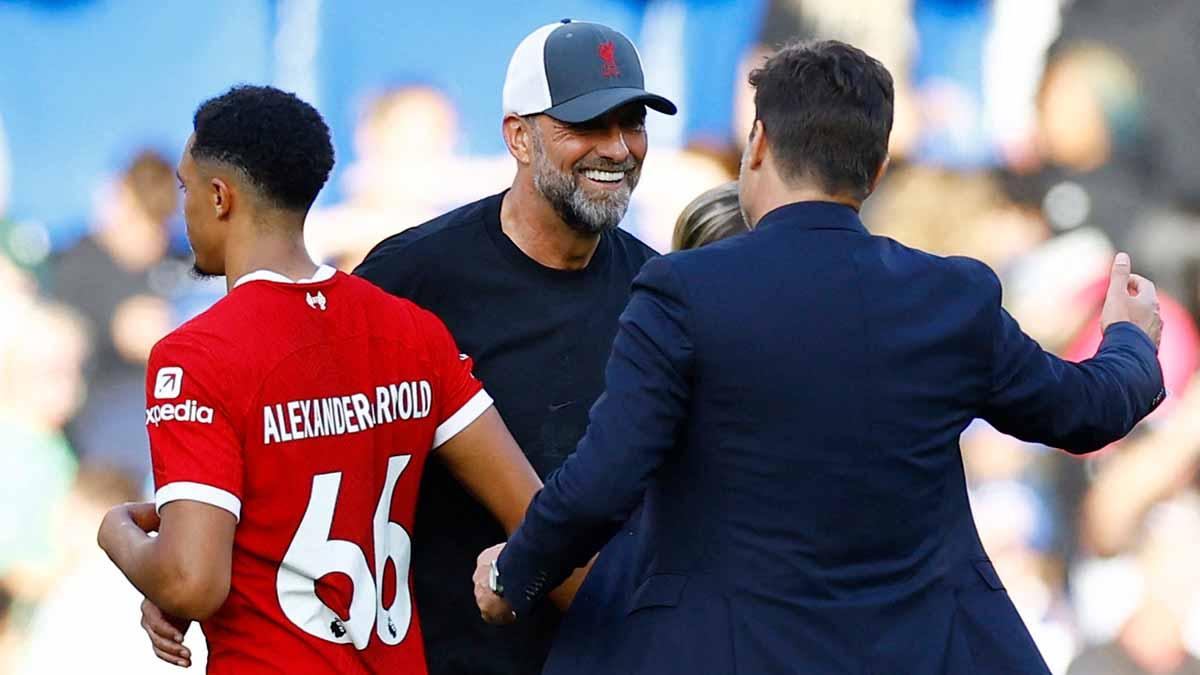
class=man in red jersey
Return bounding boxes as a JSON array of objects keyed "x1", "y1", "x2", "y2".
[{"x1": 97, "y1": 85, "x2": 542, "y2": 674}]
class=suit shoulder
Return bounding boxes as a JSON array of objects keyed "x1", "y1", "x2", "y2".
[
  {"x1": 943, "y1": 255, "x2": 1002, "y2": 306},
  {"x1": 660, "y1": 230, "x2": 746, "y2": 276},
  {"x1": 943, "y1": 254, "x2": 1000, "y2": 290},
  {"x1": 875, "y1": 236, "x2": 1000, "y2": 298}
]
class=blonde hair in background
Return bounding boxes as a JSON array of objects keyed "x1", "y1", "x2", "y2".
[{"x1": 672, "y1": 182, "x2": 748, "y2": 251}]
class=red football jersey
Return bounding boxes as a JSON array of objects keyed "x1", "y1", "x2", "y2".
[{"x1": 145, "y1": 266, "x2": 490, "y2": 674}]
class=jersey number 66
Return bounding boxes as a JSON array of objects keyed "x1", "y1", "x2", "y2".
[{"x1": 276, "y1": 454, "x2": 414, "y2": 650}]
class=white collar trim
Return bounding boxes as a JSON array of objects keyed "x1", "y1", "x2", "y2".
[{"x1": 233, "y1": 264, "x2": 337, "y2": 289}]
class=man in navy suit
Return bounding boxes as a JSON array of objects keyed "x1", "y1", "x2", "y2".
[{"x1": 472, "y1": 40, "x2": 1165, "y2": 674}]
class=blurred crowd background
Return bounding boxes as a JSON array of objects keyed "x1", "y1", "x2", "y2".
[{"x1": 2, "y1": 0, "x2": 1199, "y2": 673}]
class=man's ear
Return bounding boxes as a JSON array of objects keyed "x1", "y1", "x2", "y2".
[
  {"x1": 502, "y1": 114, "x2": 534, "y2": 166},
  {"x1": 866, "y1": 154, "x2": 890, "y2": 196},
  {"x1": 747, "y1": 119, "x2": 767, "y2": 171},
  {"x1": 211, "y1": 177, "x2": 233, "y2": 220}
]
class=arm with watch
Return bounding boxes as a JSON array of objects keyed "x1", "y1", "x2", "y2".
[{"x1": 472, "y1": 256, "x2": 694, "y2": 624}]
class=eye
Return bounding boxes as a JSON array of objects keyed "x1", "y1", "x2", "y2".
[
  {"x1": 569, "y1": 119, "x2": 605, "y2": 133},
  {"x1": 620, "y1": 112, "x2": 646, "y2": 131}
]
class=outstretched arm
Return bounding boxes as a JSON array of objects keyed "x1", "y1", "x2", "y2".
[
  {"x1": 478, "y1": 256, "x2": 695, "y2": 622},
  {"x1": 438, "y1": 405, "x2": 592, "y2": 610},
  {"x1": 982, "y1": 253, "x2": 1165, "y2": 453}
]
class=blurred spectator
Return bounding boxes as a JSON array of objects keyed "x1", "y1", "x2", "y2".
[
  {"x1": 20, "y1": 464, "x2": 208, "y2": 673},
  {"x1": 629, "y1": 147, "x2": 735, "y2": 252},
  {"x1": 1031, "y1": 41, "x2": 1150, "y2": 249},
  {"x1": 0, "y1": 301, "x2": 87, "y2": 597},
  {"x1": 671, "y1": 181, "x2": 747, "y2": 251},
  {"x1": 1081, "y1": 380, "x2": 1200, "y2": 558},
  {"x1": 0, "y1": 583, "x2": 15, "y2": 675},
  {"x1": 1068, "y1": 498, "x2": 1200, "y2": 675},
  {"x1": 51, "y1": 150, "x2": 183, "y2": 482},
  {"x1": 971, "y1": 478, "x2": 1078, "y2": 674},
  {"x1": 1036, "y1": 0, "x2": 1200, "y2": 316},
  {"x1": 307, "y1": 84, "x2": 511, "y2": 268},
  {"x1": 1056, "y1": 0, "x2": 1200, "y2": 211},
  {"x1": 863, "y1": 164, "x2": 1048, "y2": 273},
  {"x1": 737, "y1": 1, "x2": 918, "y2": 158},
  {"x1": 983, "y1": 0, "x2": 1063, "y2": 171}
]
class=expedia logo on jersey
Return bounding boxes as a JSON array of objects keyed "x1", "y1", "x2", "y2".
[
  {"x1": 147, "y1": 367, "x2": 216, "y2": 426},
  {"x1": 146, "y1": 400, "x2": 215, "y2": 426}
]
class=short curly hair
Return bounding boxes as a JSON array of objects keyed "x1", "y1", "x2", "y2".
[
  {"x1": 191, "y1": 85, "x2": 334, "y2": 211},
  {"x1": 749, "y1": 40, "x2": 893, "y2": 200}
]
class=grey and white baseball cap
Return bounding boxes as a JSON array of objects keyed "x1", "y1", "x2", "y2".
[{"x1": 502, "y1": 19, "x2": 677, "y2": 124}]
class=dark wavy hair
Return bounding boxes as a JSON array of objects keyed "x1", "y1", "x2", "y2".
[
  {"x1": 749, "y1": 40, "x2": 893, "y2": 200},
  {"x1": 191, "y1": 85, "x2": 334, "y2": 211}
]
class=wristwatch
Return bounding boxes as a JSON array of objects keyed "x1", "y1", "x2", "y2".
[{"x1": 489, "y1": 559, "x2": 505, "y2": 597}]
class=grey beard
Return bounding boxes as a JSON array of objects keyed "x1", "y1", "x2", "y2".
[{"x1": 530, "y1": 133, "x2": 636, "y2": 236}]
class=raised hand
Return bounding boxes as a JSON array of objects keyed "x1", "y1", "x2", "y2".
[{"x1": 1099, "y1": 252, "x2": 1162, "y2": 348}]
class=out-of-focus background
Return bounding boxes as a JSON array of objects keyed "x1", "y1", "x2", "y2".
[{"x1": 2, "y1": 1, "x2": 1199, "y2": 673}]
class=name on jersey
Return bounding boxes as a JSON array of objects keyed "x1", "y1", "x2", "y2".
[{"x1": 262, "y1": 380, "x2": 433, "y2": 446}]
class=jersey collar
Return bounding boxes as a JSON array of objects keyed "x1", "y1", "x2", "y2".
[{"x1": 232, "y1": 264, "x2": 337, "y2": 289}]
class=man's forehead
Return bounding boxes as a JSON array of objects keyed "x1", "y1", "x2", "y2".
[{"x1": 178, "y1": 134, "x2": 196, "y2": 174}]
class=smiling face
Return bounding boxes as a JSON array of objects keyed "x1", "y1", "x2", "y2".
[{"x1": 527, "y1": 103, "x2": 647, "y2": 235}]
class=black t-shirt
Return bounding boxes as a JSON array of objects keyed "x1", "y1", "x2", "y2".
[{"x1": 354, "y1": 191, "x2": 656, "y2": 675}]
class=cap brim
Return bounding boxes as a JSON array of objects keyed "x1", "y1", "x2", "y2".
[{"x1": 543, "y1": 87, "x2": 677, "y2": 124}]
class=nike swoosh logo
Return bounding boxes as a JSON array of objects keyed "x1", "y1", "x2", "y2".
[{"x1": 548, "y1": 401, "x2": 574, "y2": 412}]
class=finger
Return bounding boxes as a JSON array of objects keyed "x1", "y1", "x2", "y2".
[
  {"x1": 143, "y1": 614, "x2": 188, "y2": 654},
  {"x1": 1108, "y1": 252, "x2": 1132, "y2": 297},
  {"x1": 491, "y1": 607, "x2": 516, "y2": 625},
  {"x1": 1129, "y1": 274, "x2": 1157, "y2": 300},
  {"x1": 146, "y1": 610, "x2": 185, "y2": 643},
  {"x1": 152, "y1": 644, "x2": 191, "y2": 668},
  {"x1": 129, "y1": 502, "x2": 162, "y2": 532},
  {"x1": 146, "y1": 620, "x2": 190, "y2": 658}
]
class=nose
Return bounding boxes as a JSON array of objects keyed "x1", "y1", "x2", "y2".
[{"x1": 593, "y1": 119, "x2": 631, "y2": 164}]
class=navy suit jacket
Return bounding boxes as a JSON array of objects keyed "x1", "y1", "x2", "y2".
[{"x1": 498, "y1": 201, "x2": 1165, "y2": 675}]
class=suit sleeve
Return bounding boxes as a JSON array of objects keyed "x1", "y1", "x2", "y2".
[
  {"x1": 981, "y1": 270, "x2": 1166, "y2": 454},
  {"x1": 146, "y1": 334, "x2": 244, "y2": 520},
  {"x1": 498, "y1": 256, "x2": 695, "y2": 617}
]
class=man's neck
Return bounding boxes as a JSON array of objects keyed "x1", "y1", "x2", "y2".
[
  {"x1": 223, "y1": 218, "x2": 318, "y2": 292},
  {"x1": 747, "y1": 181, "x2": 862, "y2": 228},
  {"x1": 499, "y1": 181, "x2": 602, "y2": 271}
]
